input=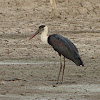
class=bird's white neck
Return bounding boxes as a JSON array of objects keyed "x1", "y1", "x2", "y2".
[{"x1": 41, "y1": 26, "x2": 48, "y2": 44}]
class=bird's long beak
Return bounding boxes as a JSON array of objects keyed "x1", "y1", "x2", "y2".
[{"x1": 29, "y1": 29, "x2": 40, "y2": 40}]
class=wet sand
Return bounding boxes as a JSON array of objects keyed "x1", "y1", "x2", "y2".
[{"x1": 0, "y1": 0, "x2": 100, "y2": 100}]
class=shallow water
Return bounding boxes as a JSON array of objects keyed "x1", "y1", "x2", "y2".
[
  {"x1": 0, "y1": 60, "x2": 60, "y2": 65},
  {"x1": 34, "y1": 84, "x2": 100, "y2": 93},
  {"x1": 0, "y1": 84, "x2": 100, "y2": 100}
]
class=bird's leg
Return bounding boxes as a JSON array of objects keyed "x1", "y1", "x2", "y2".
[
  {"x1": 56, "y1": 54, "x2": 62, "y2": 84},
  {"x1": 61, "y1": 57, "x2": 65, "y2": 83}
]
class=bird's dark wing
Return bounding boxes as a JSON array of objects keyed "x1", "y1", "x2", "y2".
[
  {"x1": 48, "y1": 34, "x2": 84, "y2": 66},
  {"x1": 56, "y1": 34, "x2": 79, "y2": 53},
  {"x1": 48, "y1": 34, "x2": 78, "y2": 56}
]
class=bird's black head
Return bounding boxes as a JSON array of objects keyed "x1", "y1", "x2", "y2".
[
  {"x1": 38, "y1": 25, "x2": 45, "y2": 34},
  {"x1": 29, "y1": 25, "x2": 46, "y2": 40},
  {"x1": 39, "y1": 25, "x2": 45, "y2": 29}
]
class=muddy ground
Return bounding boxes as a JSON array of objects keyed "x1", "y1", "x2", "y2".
[{"x1": 0, "y1": 0, "x2": 100, "y2": 100}]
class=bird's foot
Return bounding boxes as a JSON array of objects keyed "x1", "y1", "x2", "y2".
[
  {"x1": 56, "y1": 81, "x2": 63, "y2": 84},
  {"x1": 56, "y1": 82, "x2": 58, "y2": 84}
]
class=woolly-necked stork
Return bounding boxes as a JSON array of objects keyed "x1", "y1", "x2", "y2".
[{"x1": 29, "y1": 25, "x2": 84, "y2": 84}]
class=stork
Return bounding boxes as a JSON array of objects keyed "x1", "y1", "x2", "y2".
[{"x1": 29, "y1": 25, "x2": 84, "y2": 84}]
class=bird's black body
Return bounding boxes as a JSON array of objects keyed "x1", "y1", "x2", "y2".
[
  {"x1": 48, "y1": 34, "x2": 84, "y2": 66},
  {"x1": 30, "y1": 25, "x2": 84, "y2": 83}
]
